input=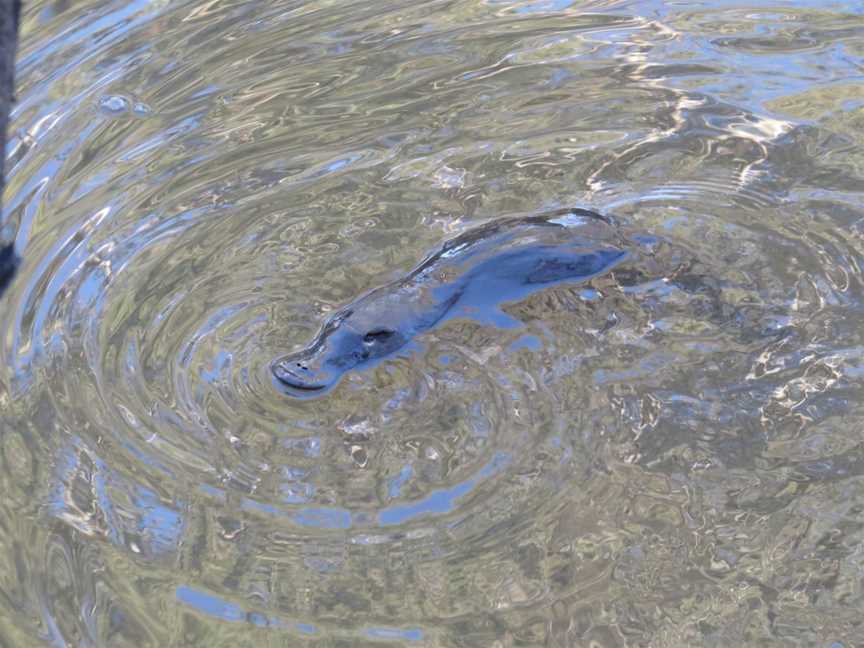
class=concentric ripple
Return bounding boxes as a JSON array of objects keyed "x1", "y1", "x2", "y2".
[{"x1": 2, "y1": 0, "x2": 864, "y2": 644}]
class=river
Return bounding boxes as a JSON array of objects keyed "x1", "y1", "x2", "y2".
[{"x1": 2, "y1": 0, "x2": 864, "y2": 645}]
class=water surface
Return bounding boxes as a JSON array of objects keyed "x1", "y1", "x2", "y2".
[{"x1": 2, "y1": 0, "x2": 864, "y2": 645}]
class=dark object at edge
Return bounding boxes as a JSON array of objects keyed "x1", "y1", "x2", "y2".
[
  {"x1": 0, "y1": 242, "x2": 17, "y2": 297},
  {"x1": 0, "y1": 0, "x2": 22, "y2": 299}
]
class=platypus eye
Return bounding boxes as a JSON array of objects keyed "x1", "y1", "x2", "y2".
[{"x1": 363, "y1": 328, "x2": 396, "y2": 343}]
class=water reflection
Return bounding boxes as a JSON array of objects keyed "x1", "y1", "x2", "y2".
[{"x1": 2, "y1": 0, "x2": 864, "y2": 644}]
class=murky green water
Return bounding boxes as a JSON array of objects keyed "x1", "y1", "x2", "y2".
[{"x1": 2, "y1": 0, "x2": 864, "y2": 645}]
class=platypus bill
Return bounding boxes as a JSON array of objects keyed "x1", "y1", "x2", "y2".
[{"x1": 273, "y1": 208, "x2": 631, "y2": 398}]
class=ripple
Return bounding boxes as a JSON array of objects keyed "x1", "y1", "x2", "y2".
[{"x1": 4, "y1": 0, "x2": 864, "y2": 644}]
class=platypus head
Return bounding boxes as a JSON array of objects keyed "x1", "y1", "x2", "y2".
[{"x1": 272, "y1": 313, "x2": 407, "y2": 397}]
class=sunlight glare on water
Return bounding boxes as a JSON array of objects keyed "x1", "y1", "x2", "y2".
[{"x1": 2, "y1": 0, "x2": 864, "y2": 645}]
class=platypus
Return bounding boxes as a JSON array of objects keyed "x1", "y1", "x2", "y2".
[{"x1": 273, "y1": 208, "x2": 632, "y2": 397}]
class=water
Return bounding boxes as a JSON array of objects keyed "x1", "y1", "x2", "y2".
[{"x1": 2, "y1": 0, "x2": 864, "y2": 645}]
